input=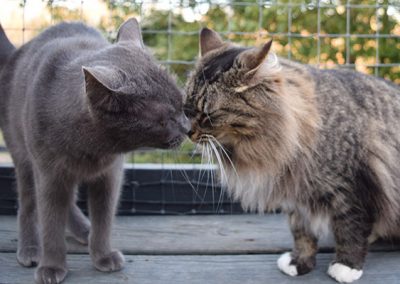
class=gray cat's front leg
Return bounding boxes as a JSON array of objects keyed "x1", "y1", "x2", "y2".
[
  {"x1": 278, "y1": 210, "x2": 318, "y2": 277},
  {"x1": 15, "y1": 163, "x2": 41, "y2": 267},
  {"x1": 87, "y1": 160, "x2": 125, "y2": 272},
  {"x1": 34, "y1": 170, "x2": 75, "y2": 284},
  {"x1": 67, "y1": 197, "x2": 91, "y2": 245}
]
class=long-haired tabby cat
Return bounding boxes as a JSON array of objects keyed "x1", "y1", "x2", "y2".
[
  {"x1": 0, "y1": 18, "x2": 189, "y2": 284},
  {"x1": 185, "y1": 28, "x2": 400, "y2": 283}
]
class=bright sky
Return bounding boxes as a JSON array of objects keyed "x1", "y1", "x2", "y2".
[
  {"x1": 0, "y1": 0, "x2": 210, "y2": 27},
  {"x1": 0, "y1": 0, "x2": 109, "y2": 27},
  {"x1": 1, "y1": 0, "x2": 398, "y2": 45}
]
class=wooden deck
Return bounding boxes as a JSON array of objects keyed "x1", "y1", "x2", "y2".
[{"x1": 0, "y1": 214, "x2": 400, "y2": 283}]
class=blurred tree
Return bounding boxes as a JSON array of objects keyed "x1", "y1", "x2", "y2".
[
  {"x1": 95, "y1": 0, "x2": 399, "y2": 163},
  {"x1": 4, "y1": 0, "x2": 396, "y2": 163},
  {"x1": 91, "y1": 0, "x2": 399, "y2": 83}
]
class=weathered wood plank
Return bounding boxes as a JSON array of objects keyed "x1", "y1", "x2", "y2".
[
  {"x1": 1, "y1": 252, "x2": 400, "y2": 284},
  {"x1": 1, "y1": 215, "x2": 399, "y2": 255}
]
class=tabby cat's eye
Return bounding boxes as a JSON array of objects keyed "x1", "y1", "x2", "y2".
[
  {"x1": 184, "y1": 107, "x2": 196, "y2": 118},
  {"x1": 200, "y1": 115, "x2": 212, "y2": 127}
]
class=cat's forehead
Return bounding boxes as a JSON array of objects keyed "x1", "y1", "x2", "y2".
[
  {"x1": 113, "y1": 46, "x2": 151, "y2": 68},
  {"x1": 196, "y1": 46, "x2": 248, "y2": 85}
]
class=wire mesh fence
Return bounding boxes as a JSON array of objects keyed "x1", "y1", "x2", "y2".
[{"x1": 1, "y1": 0, "x2": 399, "y2": 165}]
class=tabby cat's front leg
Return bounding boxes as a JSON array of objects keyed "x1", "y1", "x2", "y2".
[
  {"x1": 87, "y1": 159, "x2": 125, "y2": 272},
  {"x1": 278, "y1": 211, "x2": 318, "y2": 277},
  {"x1": 327, "y1": 209, "x2": 372, "y2": 283}
]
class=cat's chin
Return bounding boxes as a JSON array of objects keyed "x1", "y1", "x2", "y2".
[{"x1": 160, "y1": 136, "x2": 185, "y2": 149}]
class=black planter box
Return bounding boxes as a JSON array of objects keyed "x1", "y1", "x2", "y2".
[{"x1": 0, "y1": 164, "x2": 243, "y2": 215}]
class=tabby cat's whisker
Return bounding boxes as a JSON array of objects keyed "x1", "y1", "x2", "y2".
[
  {"x1": 207, "y1": 135, "x2": 240, "y2": 181},
  {"x1": 195, "y1": 143, "x2": 204, "y2": 196},
  {"x1": 208, "y1": 139, "x2": 229, "y2": 213},
  {"x1": 206, "y1": 142, "x2": 216, "y2": 211},
  {"x1": 202, "y1": 142, "x2": 213, "y2": 210}
]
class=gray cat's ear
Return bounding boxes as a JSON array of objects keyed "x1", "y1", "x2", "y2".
[
  {"x1": 237, "y1": 40, "x2": 273, "y2": 72},
  {"x1": 82, "y1": 66, "x2": 125, "y2": 113},
  {"x1": 117, "y1": 18, "x2": 144, "y2": 48},
  {"x1": 200, "y1": 28, "x2": 224, "y2": 56}
]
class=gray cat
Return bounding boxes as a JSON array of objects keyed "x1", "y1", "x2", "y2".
[
  {"x1": 185, "y1": 28, "x2": 400, "y2": 283},
  {"x1": 0, "y1": 18, "x2": 189, "y2": 284}
]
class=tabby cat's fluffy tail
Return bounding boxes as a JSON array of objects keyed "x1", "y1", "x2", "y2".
[{"x1": 0, "y1": 24, "x2": 15, "y2": 68}]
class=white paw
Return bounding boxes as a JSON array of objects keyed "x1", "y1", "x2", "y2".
[
  {"x1": 327, "y1": 262, "x2": 363, "y2": 283},
  {"x1": 277, "y1": 252, "x2": 298, "y2": 277}
]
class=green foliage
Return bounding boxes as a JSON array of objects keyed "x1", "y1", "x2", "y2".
[
  {"x1": 126, "y1": 139, "x2": 202, "y2": 164},
  {"x1": 7, "y1": 0, "x2": 399, "y2": 164},
  {"x1": 92, "y1": 0, "x2": 399, "y2": 83},
  {"x1": 35, "y1": 0, "x2": 400, "y2": 83}
]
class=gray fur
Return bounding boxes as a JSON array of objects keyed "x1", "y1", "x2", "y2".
[{"x1": 0, "y1": 19, "x2": 188, "y2": 284}]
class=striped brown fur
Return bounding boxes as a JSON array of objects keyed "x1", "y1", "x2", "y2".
[{"x1": 185, "y1": 28, "x2": 400, "y2": 283}]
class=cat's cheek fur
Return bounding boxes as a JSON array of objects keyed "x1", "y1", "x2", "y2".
[
  {"x1": 327, "y1": 263, "x2": 363, "y2": 283},
  {"x1": 277, "y1": 252, "x2": 298, "y2": 277}
]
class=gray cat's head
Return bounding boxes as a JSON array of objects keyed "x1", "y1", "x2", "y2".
[{"x1": 82, "y1": 19, "x2": 189, "y2": 152}]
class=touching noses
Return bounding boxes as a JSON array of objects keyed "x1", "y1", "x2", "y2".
[{"x1": 181, "y1": 114, "x2": 192, "y2": 135}]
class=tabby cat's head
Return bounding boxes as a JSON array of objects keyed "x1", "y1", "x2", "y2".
[
  {"x1": 184, "y1": 28, "x2": 303, "y2": 171},
  {"x1": 83, "y1": 18, "x2": 190, "y2": 152}
]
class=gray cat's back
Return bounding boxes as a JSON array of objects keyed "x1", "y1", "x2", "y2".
[
  {"x1": 0, "y1": 22, "x2": 111, "y2": 167},
  {"x1": 0, "y1": 22, "x2": 106, "y2": 121}
]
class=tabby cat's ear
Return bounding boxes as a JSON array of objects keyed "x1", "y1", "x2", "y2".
[
  {"x1": 82, "y1": 66, "x2": 126, "y2": 114},
  {"x1": 237, "y1": 40, "x2": 273, "y2": 72},
  {"x1": 117, "y1": 18, "x2": 144, "y2": 49},
  {"x1": 200, "y1": 28, "x2": 224, "y2": 56}
]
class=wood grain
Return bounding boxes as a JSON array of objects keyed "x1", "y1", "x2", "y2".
[
  {"x1": 1, "y1": 215, "x2": 400, "y2": 283},
  {"x1": 1, "y1": 252, "x2": 400, "y2": 284},
  {"x1": 1, "y1": 215, "x2": 399, "y2": 255}
]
